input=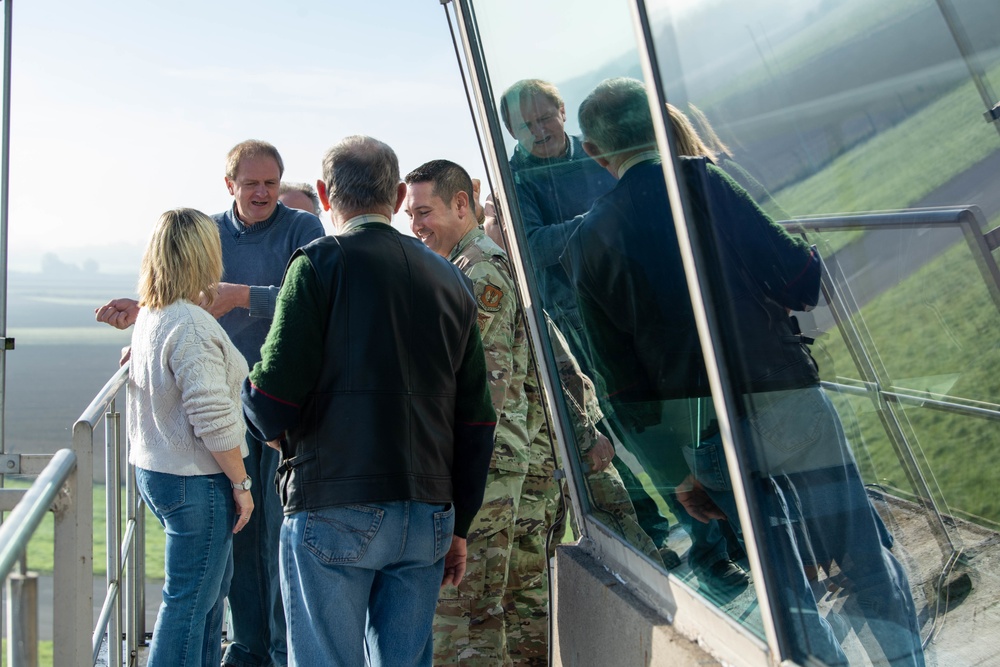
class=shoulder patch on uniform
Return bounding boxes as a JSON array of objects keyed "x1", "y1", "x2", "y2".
[{"x1": 476, "y1": 281, "x2": 504, "y2": 313}]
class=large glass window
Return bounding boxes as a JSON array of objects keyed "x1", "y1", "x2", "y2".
[{"x1": 461, "y1": 0, "x2": 1000, "y2": 664}]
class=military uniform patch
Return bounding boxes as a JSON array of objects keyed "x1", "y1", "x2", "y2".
[{"x1": 477, "y1": 282, "x2": 504, "y2": 313}]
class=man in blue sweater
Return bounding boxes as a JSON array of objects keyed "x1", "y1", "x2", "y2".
[{"x1": 95, "y1": 139, "x2": 325, "y2": 667}]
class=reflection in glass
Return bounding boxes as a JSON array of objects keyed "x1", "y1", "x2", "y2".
[
  {"x1": 465, "y1": 0, "x2": 1000, "y2": 663},
  {"x1": 647, "y1": 0, "x2": 1000, "y2": 663}
]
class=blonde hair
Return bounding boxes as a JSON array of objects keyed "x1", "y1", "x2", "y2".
[
  {"x1": 667, "y1": 103, "x2": 716, "y2": 161},
  {"x1": 138, "y1": 208, "x2": 223, "y2": 310}
]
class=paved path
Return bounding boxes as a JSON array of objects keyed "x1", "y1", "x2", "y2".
[{"x1": 0, "y1": 574, "x2": 162, "y2": 641}]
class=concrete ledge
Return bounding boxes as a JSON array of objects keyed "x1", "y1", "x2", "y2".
[{"x1": 552, "y1": 544, "x2": 719, "y2": 667}]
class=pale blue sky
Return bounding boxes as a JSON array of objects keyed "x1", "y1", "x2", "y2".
[
  {"x1": 3, "y1": 0, "x2": 704, "y2": 274},
  {"x1": 5, "y1": 0, "x2": 493, "y2": 272}
]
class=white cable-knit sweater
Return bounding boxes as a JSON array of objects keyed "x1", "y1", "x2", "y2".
[{"x1": 127, "y1": 299, "x2": 249, "y2": 476}]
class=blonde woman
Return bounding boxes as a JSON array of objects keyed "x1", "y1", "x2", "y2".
[{"x1": 127, "y1": 208, "x2": 253, "y2": 667}]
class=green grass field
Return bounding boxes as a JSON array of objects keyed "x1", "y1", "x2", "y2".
[
  {"x1": 2, "y1": 479, "x2": 166, "y2": 578},
  {"x1": 811, "y1": 230, "x2": 1000, "y2": 529},
  {"x1": 1, "y1": 640, "x2": 53, "y2": 667}
]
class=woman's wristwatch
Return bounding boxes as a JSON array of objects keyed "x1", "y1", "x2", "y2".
[{"x1": 232, "y1": 475, "x2": 252, "y2": 491}]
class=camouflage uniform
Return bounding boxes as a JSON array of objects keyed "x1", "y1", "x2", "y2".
[
  {"x1": 434, "y1": 226, "x2": 529, "y2": 666},
  {"x1": 503, "y1": 321, "x2": 662, "y2": 666},
  {"x1": 503, "y1": 360, "x2": 560, "y2": 666},
  {"x1": 545, "y1": 320, "x2": 661, "y2": 563}
]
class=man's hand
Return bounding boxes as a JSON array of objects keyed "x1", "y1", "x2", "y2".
[
  {"x1": 95, "y1": 298, "x2": 139, "y2": 330},
  {"x1": 586, "y1": 433, "x2": 615, "y2": 473},
  {"x1": 483, "y1": 196, "x2": 506, "y2": 249},
  {"x1": 471, "y1": 179, "x2": 486, "y2": 224},
  {"x1": 200, "y1": 282, "x2": 251, "y2": 318},
  {"x1": 675, "y1": 474, "x2": 727, "y2": 524},
  {"x1": 441, "y1": 536, "x2": 467, "y2": 587}
]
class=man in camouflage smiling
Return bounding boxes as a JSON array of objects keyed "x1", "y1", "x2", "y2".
[{"x1": 405, "y1": 159, "x2": 530, "y2": 666}]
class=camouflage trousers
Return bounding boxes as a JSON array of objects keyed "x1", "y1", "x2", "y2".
[
  {"x1": 503, "y1": 473, "x2": 561, "y2": 666},
  {"x1": 434, "y1": 469, "x2": 525, "y2": 666},
  {"x1": 586, "y1": 462, "x2": 662, "y2": 562}
]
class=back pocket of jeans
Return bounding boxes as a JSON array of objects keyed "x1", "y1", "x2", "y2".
[
  {"x1": 433, "y1": 504, "x2": 456, "y2": 561},
  {"x1": 136, "y1": 469, "x2": 186, "y2": 514},
  {"x1": 302, "y1": 505, "x2": 383, "y2": 564}
]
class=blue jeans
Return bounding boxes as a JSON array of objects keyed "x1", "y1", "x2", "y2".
[
  {"x1": 136, "y1": 468, "x2": 235, "y2": 667},
  {"x1": 280, "y1": 500, "x2": 455, "y2": 667},
  {"x1": 685, "y1": 387, "x2": 924, "y2": 667},
  {"x1": 224, "y1": 434, "x2": 286, "y2": 666}
]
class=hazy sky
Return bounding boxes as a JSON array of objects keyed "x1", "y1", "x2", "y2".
[
  {"x1": 4, "y1": 1, "x2": 496, "y2": 273},
  {"x1": 3, "y1": 0, "x2": 702, "y2": 274}
]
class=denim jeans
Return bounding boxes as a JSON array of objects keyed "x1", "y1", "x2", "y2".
[
  {"x1": 224, "y1": 433, "x2": 286, "y2": 666},
  {"x1": 136, "y1": 468, "x2": 235, "y2": 667},
  {"x1": 684, "y1": 387, "x2": 924, "y2": 667},
  {"x1": 280, "y1": 500, "x2": 455, "y2": 667}
]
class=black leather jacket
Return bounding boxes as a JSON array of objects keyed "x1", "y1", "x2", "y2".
[{"x1": 272, "y1": 224, "x2": 496, "y2": 537}]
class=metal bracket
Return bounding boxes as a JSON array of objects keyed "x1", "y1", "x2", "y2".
[
  {"x1": 1, "y1": 452, "x2": 21, "y2": 473},
  {"x1": 2, "y1": 337, "x2": 13, "y2": 350},
  {"x1": 985, "y1": 102, "x2": 1000, "y2": 124}
]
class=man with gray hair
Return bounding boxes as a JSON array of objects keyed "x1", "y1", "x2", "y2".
[
  {"x1": 242, "y1": 135, "x2": 497, "y2": 667},
  {"x1": 563, "y1": 77, "x2": 923, "y2": 666},
  {"x1": 278, "y1": 181, "x2": 322, "y2": 217}
]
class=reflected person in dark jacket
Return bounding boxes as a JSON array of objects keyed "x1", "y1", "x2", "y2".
[{"x1": 561, "y1": 78, "x2": 924, "y2": 667}]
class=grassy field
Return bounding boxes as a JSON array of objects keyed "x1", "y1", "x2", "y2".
[
  {"x1": 1, "y1": 640, "x2": 53, "y2": 667},
  {"x1": 2, "y1": 479, "x2": 166, "y2": 578},
  {"x1": 812, "y1": 230, "x2": 1000, "y2": 529},
  {"x1": 773, "y1": 60, "x2": 1000, "y2": 223}
]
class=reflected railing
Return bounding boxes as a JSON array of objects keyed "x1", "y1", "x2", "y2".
[{"x1": 786, "y1": 206, "x2": 1000, "y2": 645}]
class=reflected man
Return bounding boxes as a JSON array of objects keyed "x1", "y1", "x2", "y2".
[{"x1": 562, "y1": 77, "x2": 923, "y2": 666}]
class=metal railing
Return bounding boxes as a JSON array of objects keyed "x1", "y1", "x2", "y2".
[
  {"x1": 787, "y1": 206, "x2": 1000, "y2": 556},
  {"x1": 75, "y1": 362, "x2": 145, "y2": 667},
  {"x1": 0, "y1": 449, "x2": 77, "y2": 667},
  {"x1": 1, "y1": 361, "x2": 143, "y2": 666}
]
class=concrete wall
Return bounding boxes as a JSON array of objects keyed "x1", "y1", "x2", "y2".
[{"x1": 552, "y1": 545, "x2": 720, "y2": 667}]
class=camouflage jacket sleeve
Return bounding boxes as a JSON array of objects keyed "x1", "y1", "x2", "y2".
[
  {"x1": 546, "y1": 315, "x2": 604, "y2": 456},
  {"x1": 465, "y1": 255, "x2": 530, "y2": 473}
]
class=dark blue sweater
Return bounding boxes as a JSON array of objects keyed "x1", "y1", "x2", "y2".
[
  {"x1": 213, "y1": 202, "x2": 325, "y2": 367},
  {"x1": 509, "y1": 135, "x2": 617, "y2": 333}
]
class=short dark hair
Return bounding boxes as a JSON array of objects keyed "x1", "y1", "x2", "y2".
[
  {"x1": 404, "y1": 159, "x2": 474, "y2": 209},
  {"x1": 320, "y1": 136, "x2": 400, "y2": 213}
]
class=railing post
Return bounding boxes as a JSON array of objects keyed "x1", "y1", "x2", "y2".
[
  {"x1": 105, "y1": 402, "x2": 122, "y2": 667},
  {"x1": 6, "y1": 565, "x2": 39, "y2": 667},
  {"x1": 56, "y1": 423, "x2": 93, "y2": 666}
]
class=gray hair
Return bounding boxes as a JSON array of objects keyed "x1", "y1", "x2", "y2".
[
  {"x1": 321, "y1": 136, "x2": 400, "y2": 213},
  {"x1": 578, "y1": 78, "x2": 656, "y2": 156},
  {"x1": 279, "y1": 181, "x2": 322, "y2": 216}
]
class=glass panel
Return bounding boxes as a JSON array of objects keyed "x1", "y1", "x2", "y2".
[
  {"x1": 650, "y1": 0, "x2": 1000, "y2": 664},
  {"x1": 466, "y1": 0, "x2": 764, "y2": 641}
]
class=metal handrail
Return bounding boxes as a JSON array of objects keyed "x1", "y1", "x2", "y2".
[{"x1": 0, "y1": 448, "x2": 77, "y2": 580}]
